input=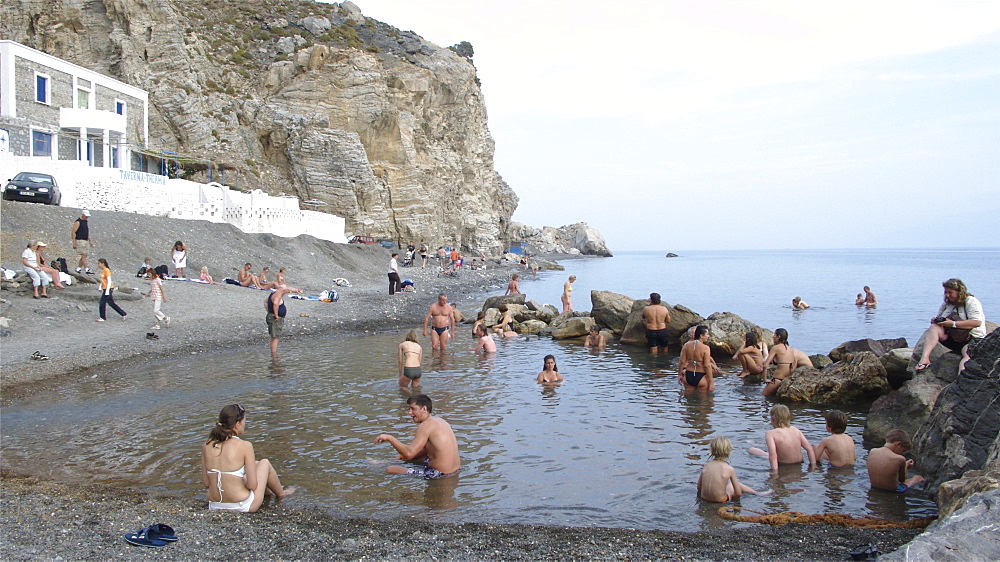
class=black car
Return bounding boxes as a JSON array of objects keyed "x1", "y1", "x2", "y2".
[{"x1": 3, "y1": 172, "x2": 61, "y2": 205}]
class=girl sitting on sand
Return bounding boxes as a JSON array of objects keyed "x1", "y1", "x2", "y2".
[
  {"x1": 201, "y1": 404, "x2": 295, "y2": 512},
  {"x1": 200, "y1": 266, "x2": 216, "y2": 284}
]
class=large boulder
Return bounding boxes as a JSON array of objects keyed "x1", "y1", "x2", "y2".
[
  {"x1": 863, "y1": 378, "x2": 946, "y2": 445},
  {"x1": 482, "y1": 294, "x2": 525, "y2": 313},
  {"x1": 913, "y1": 331, "x2": 1000, "y2": 492},
  {"x1": 590, "y1": 291, "x2": 634, "y2": 334},
  {"x1": 517, "y1": 319, "x2": 549, "y2": 334},
  {"x1": 880, "y1": 347, "x2": 913, "y2": 380},
  {"x1": 881, "y1": 488, "x2": 1000, "y2": 561},
  {"x1": 506, "y1": 304, "x2": 532, "y2": 322},
  {"x1": 703, "y1": 312, "x2": 768, "y2": 357},
  {"x1": 936, "y1": 462, "x2": 1000, "y2": 518},
  {"x1": 775, "y1": 352, "x2": 890, "y2": 403},
  {"x1": 828, "y1": 337, "x2": 908, "y2": 362},
  {"x1": 620, "y1": 301, "x2": 705, "y2": 348},
  {"x1": 552, "y1": 317, "x2": 595, "y2": 340}
]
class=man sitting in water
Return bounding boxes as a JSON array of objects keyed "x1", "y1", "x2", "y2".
[
  {"x1": 374, "y1": 394, "x2": 461, "y2": 479},
  {"x1": 868, "y1": 429, "x2": 924, "y2": 493},
  {"x1": 584, "y1": 325, "x2": 607, "y2": 349}
]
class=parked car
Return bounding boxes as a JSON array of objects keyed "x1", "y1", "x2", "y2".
[
  {"x1": 378, "y1": 240, "x2": 396, "y2": 249},
  {"x1": 348, "y1": 235, "x2": 376, "y2": 245},
  {"x1": 3, "y1": 172, "x2": 61, "y2": 205}
]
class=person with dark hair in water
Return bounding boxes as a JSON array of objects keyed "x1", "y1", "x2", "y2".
[
  {"x1": 374, "y1": 394, "x2": 461, "y2": 479},
  {"x1": 201, "y1": 404, "x2": 295, "y2": 512},
  {"x1": 678, "y1": 325, "x2": 714, "y2": 391},
  {"x1": 537, "y1": 354, "x2": 564, "y2": 383}
]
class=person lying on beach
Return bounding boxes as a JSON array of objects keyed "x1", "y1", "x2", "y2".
[
  {"x1": 867, "y1": 429, "x2": 924, "y2": 493},
  {"x1": 471, "y1": 324, "x2": 497, "y2": 353},
  {"x1": 749, "y1": 404, "x2": 817, "y2": 471},
  {"x1": 698, "y1": 437, "x2": 768, "y2": 503},
  {"x1": 398, "y1": 330, "x2": 423, "y2": 389},
  {"x1": 678, "y1": 326, "x2": 715, "y2": 391},
  {"x1": 813, "y1": 410, "x2": 856, "y2": 467},
  {"x1": 584, "y1": 325, "x2": 606, "y2": 349},
  {"x1": 734, "y1": 331, "x2": 764, "y2": 379},
  {"x1": 792, "y1": 297, "x2": 809, "y2": 309},
  {"x1": 238, "y1": 263, "x2": 261, "y2": 288},
  {"x1": 537, "y1": 354, "x2": 564, "y2": 384},
  {"x1": 374, "y1": 394, "x2": 461, "y2": 479},
  {"x1": 201, "y1": 404, "x2": 295, "y2": 512}
]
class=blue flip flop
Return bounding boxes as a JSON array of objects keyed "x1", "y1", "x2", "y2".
[
  {"x1": 123, "y1": 527, "x2": 166, "y2": 548},
  {"x1": 146, "y1": 523, "x2": 178, "y2": 542}
]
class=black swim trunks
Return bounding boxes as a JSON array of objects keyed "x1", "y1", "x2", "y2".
[
  {"x1": 432, "y1": 326, "x2": 450, "y2": 336},
  {"x1": 684, "y1": 370, "x2": 706, "y2": 388},
  {"x1": 646, "y1": 328, "x2": 669, "y2": 349}
]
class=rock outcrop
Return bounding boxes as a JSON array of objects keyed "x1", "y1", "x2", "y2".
[
  {"x1": 882, "y1": 487, "x2": 1000, "y2": 561},
  {"x1": 703, "y1": 312, "x2": 771, "y2": 357},
  {"x1": 506, "y1": 222, "x2": 613, "y2": 257},
  {"x1": 913, "y1": 331, "x2": 1000, "y2": 491},
  {"x1": 590, "y1": 291, "x2": 634, "y2": 334},
  {"x1": 775, "y1": 352, "x2": 891, "y2": 404},
  {"x1": 0, "y1": 1, "x2": 523, "y2": 253},
  {"x1": 828, "y1": 337, "x2": 908, "y2": 362}
]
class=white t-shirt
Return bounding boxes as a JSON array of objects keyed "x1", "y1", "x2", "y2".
[
  {"x1": 388, "y1": 258, "x2": 398, "y2": 274},
  {"x1": 22, "y1": 247, "x2": 38, "y2": 269},
  {"x1": 937, "y1": 295, "x2": 987, "y2": 339}
]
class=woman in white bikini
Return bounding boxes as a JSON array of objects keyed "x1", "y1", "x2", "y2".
[{"x1": 201, "y1": 404, "x2": 295, "y2": 512}]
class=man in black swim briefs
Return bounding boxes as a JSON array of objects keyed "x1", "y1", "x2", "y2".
[
  {"x1": 423, "y1": 293, "x2": 455, "y2": 350},
  {"x1": 642, "y1": 292, "x2": 672, "y2": 355}
]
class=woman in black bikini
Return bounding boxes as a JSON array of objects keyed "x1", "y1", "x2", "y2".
[
  {"x1": 760, "y1": 328, "x2": 796, "y2": 396},
  {"x1": 678, "y1": 326, "x2": 714, "y2": 391}
]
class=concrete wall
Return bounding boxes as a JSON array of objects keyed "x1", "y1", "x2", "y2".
[{"x1": 0, "y1": 153, "x2": 347, "y2": 243}]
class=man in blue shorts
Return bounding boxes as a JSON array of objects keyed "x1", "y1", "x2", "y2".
[{"x1": 374, "y1": 394, "x2": 461, "y2": 479}]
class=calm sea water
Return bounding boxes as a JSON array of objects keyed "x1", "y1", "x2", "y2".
[
  {"x1": 1, "y1": 248, "x2": 992, "y2": 531},
  {"x1": 525, "y1": 248, "x2": 999, "y2": 354}
]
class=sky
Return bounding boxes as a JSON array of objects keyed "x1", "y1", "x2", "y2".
[{"x1": 352, "y1": 1, "x2": 1000, "y2": 251}]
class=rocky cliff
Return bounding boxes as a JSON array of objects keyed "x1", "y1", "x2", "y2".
[
  {"x1": 1, "y1": 0, "x2": 521, "y2": 253},
  {"x1": 507, "y1": 221, "x2": 613, "y2": 257}
]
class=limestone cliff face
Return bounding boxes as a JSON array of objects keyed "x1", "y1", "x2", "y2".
[
  {"x1": 1, "y1": 0, "x2": 519, "y2": 253},
  {"x1": 508, "y1": 221, "x2": 613, "y2": 257}
]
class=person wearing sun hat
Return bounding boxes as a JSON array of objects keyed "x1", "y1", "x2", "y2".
[{"x1": 35, "y1": 241, "x2": 66, "y2": 289}]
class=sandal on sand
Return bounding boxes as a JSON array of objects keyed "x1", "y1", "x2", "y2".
[
  {"x1": 146, "y1": 523, "x2": 178, "y2": 542},
  {"x1": 30, "y1": 351, "x2": 49, "y2": 361},
  {"x1": 123, "y1": 528, "x2": 166, "y2": 548},
  {"x1": 915, "y1": 363, "x2": 930, "y2": 372},
  {"x1": 146, "y1": 332, "x2": 159, "y2": 340}
]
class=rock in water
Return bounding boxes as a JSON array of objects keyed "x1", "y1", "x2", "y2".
[
  {"x1": 590, "y1": 291, "x2": 634, "y2": 334},
  {"x1": 776, "y1": 352, "x2": 890, "y2": 403}
]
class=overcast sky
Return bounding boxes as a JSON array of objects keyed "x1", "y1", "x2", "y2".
[{"x1": 353, "y1": 0, "x2": 1000, "y2": 251}]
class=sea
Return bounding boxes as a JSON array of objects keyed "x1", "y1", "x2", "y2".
[
  {"x1": 522, "y1": 248, "x2": 1000, "y2": 355},
  {"x1": 0, "y1": 247, "x2": 995, "y2": 532}
]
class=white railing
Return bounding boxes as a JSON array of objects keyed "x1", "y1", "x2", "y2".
[{"x1": 0, "y1": 152, "x2": 347, "y2": 243}]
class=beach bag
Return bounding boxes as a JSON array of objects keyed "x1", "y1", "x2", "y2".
[
  {"x1": 223, "y1": 277, "x2": 240, "y2": 286},
  {"x1": 56, "y1": 257, "x2": 69, "y2": 274},
  {"x1": 944, "y1": 310, "x2": 972, "y2": 342},
  {"x1": 319, "y1": 289, "x2": 339, "y2": 302}
]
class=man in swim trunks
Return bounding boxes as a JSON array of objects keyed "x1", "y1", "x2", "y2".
[
  {"x1": 374, "y1": 394, "x2": 461, "y2": 479},
  {"x1": 867, "y1": 429, "x2": 924, "y2": 493},
  {"x1": 423, "y1": 293, "x2": 455, "y2": 350},
  {"x1": 642, "y1": 292, "x2": 672, "y2": 355},
  {"x1": 863, "y1": 286, "x2": 878, "y2": 307}
]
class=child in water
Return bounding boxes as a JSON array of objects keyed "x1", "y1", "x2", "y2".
[
  {"x1": 697, "y1": 437, "x2": 768, "y2": 502},
  {"x1": 749, "y1": 404, "x2": 817, "y2": 470},
  {"x1": 868, "y1": 429, "x2": 924, "y2": 492},
  {"x1": 813, "y1": 410, "x2": 856, "y2": 467}
]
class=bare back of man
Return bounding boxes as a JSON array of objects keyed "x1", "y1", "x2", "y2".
[
  {"x1": 766, "y1": 426, "x2": 811, "y2": 466},
  {"x1": 375, "y1": 396, "x2": 460, "y2": 477},
  {"x1": 642, "y1": 293, "x2": 672, "y2": 354}
]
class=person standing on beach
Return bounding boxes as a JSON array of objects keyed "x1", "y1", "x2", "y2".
[
  {"x1": 642, "y1": 293, "x2": 672, "y2": 355},
  {"x1": 266, "y1": 285, "x2": 290, "y2": 357},
  {"x1": 423, "y1": 293, "x2": 455, "y2": 350},
  {"x1": 914, "y1": 278, "x2": 986, "y2": 374},
  {"x1": 419, "y1": 242, "x2": 429, "y2": 268},
  {"x1": 70, "y1": 210, "x2": 95, "y2": 274},
  {"x1": 143, "y1": 267, "x2": 170, "y2": 330},
  {"x1": 862, "y1": 286, "x2": 877, "y2": 307},
  {"x1": 96, "y1": 258, "x2": 127, "y2": 322},
  {"x1": 388, "y1": 253, "x2": 402, "y2": 295},
  {"x1": 374, "y1": 394, "x2": 461, "y2": 478},
  {"x1": 561, "y1": 275, "x2": 576, "y2": 313},
  {"x1": 171, "y1": 241, "x2": 188, "y2": 278}
]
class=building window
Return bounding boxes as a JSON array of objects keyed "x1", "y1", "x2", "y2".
[
  {"x1": 31, "y1": 131, "x2": 52, "y2": 157},
  {"x1": 77, "y1": 88, "x2": 91, "y2": 109},
  {"x1": 111, "y1": 145, "x2": 119, "y2": 168},
  {"x1": 115, "y1": 100, "x2": 126, "y2": 116},
  {"x1": 35, "y1": 74, "x2": 50, "y2": 104}
]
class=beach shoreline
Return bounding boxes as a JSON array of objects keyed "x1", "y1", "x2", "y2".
[{"x1": 0, "y1": 202, "x2": 926, "y2": 559}]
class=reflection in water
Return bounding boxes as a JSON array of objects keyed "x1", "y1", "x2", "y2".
[{"x1": 0, "y1": 332, "x2": 936, "y2": 531}]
